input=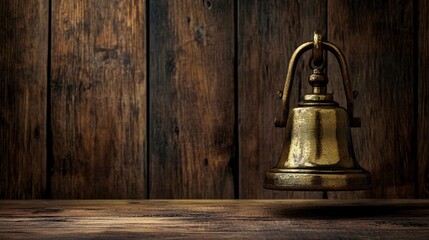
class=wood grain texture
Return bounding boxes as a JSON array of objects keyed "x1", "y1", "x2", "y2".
[
  {"x1": 0, "y1": 0, "x2": 48, "y2": 199},
  {"x1": 418, "y1": 0, "x2": 429, "y2": 198},
  {"x1": 149, "y1": 0, "x2": 235, "y2": 198},
  {"x1": 327, "y1": 0, "x2": 415, "y2": 198},
  {"x1": 238, "y1": 0, "x2": 326, "y2": 199},
  {"x1": 50, "y1": 0, "x2": 146, "y2": 198},
  {"x1": 1, "y1": 200, "x2": 429, "y2": 239}
]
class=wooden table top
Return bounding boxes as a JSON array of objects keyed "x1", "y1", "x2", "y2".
[{"x1": 1, "y1": 200, "x2": 429, "y2": 239}]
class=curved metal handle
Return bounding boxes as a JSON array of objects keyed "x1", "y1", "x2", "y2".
[{"x1": 275, "y1": 40, "x2": 360, "y2": 128}]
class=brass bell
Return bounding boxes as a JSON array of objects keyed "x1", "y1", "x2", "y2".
[{"x1": 264, "y1": 32, "x2": 372, "y2": 191}]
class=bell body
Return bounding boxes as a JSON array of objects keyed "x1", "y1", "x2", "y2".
[{"x1": 264, "y1": 104, "x2": 371, "y2": 190}]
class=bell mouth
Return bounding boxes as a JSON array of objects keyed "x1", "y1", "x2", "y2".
[{"x1": 264, "y1": 168, "x2": 372, "y2": 191}]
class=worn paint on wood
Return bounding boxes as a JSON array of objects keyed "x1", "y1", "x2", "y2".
[
  {"x1": 327, "y1": 0, "x2": 415, "y2": 198},
  {"x1": 50, "y1": 0, "x2": 147, "y2": 198},
  {"x1": 0, "y1": 0, "x2": 48, "y2": 199},
  {"x1": 238, "y1": 0, "x2": 326, "y2": 199},
  {"x1": 418, "y1": 0, "x2": 429, "y2": 198},
  {"x1": 1, "y1": 200, "x2": 429, "y2": 239},
  {"x1": 149, "y1": 0, "x2": 235, "y2": 198}
]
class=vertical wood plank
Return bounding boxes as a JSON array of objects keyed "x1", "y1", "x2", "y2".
[
  {"x1": 238, "y1": 0, "x2": 326, "y2": 198},
  {"x1": 0, "y1": 0, "x2": 48, "y2": 199},
  {"x1": 327, "y1": 0, "x2": 415, "y2": 198},
  {"x1": 149, "y1": 0, "x2": 235, "y2": 198},
  {"x1": 50, "y1": 0, "x2": 146, "y2": 198},
  {"x1": 418, "y1": 0, "x2": 429, "y2": 198}
]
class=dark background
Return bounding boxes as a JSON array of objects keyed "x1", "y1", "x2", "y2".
[{"x1": 0, "y1": 0, "x2": 428, "y2": 199}]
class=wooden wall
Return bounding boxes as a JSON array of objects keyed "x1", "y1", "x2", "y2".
[{"x1": 1, "y1": 0, "x2": 428, "y2": 199}]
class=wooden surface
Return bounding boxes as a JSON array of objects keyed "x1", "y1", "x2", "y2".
[
  {"x1": 238, "y1": 0, "x2": 326, "y2": 199},
  {"x1": 418, "y1": 0, "x2": 429, "y2": 198},
  {"x1": 149, "y1": 0, "x2": 235, "y2": 198},
  {"x1": 1, "y1": 200, "x2": 429, "y2": 239},
  {"x1": 0, "y1": 0, "x2": 48, "y2": 198},
  {"x1": 50, "y1": 0, "x2": 146, "y2": 198},
  {"x1": 327, "y1": 0, "x2": 415, "y2": 198}
]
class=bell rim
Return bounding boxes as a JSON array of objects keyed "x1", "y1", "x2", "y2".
[{"x1": 264, "y1": 168, "x2": 372, "y2": 191}]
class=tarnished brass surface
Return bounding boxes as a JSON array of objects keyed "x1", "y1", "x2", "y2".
[
  {"x1": 265, "y1": 170, "x2": 371, "y2": 191},
  {"x1": 265, "y1": 106, "x2": 371, "y2": 190},
  {"x1": 265, "y1": 32, "x2": 371, "y2": 191}
]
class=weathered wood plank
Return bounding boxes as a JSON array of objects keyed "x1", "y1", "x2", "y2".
[
  {"x1": 0, "y1": 200, "x2": 429, "y2": 239},
  {"x1": 0, "y1": 0, "x2": 48, "y2": 199},
  {"x1": 418, "y1": 0, "x2": 429, "y2": 198},
  {"x1": 149, "y1": 0, "x2": 235, "y2": 198},
  {"x1": 327, "y1": 0, "x2": 415, "y2": 198},
  {"x1": 50, "y1": 0, "x2": 147, "y2": 198},
  {"x1": 238, "y1": 0, "x2": 326, "y2": 198}
]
